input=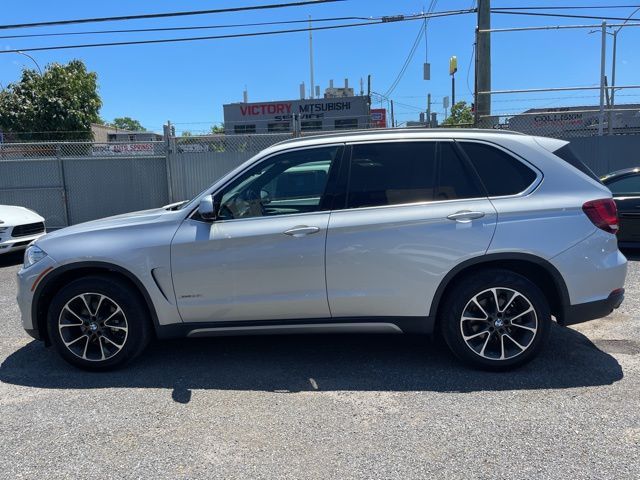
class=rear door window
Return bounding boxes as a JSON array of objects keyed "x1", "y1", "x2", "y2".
[
  {"x1": 436, "y1": 142, "x2": 483, "y2": 200},
  {"x1": 459, "y1": 142, "x2": 537, "y2": 197},
  {"x1": 347, "y1": 142, "x2": 437, "y2": 208}
]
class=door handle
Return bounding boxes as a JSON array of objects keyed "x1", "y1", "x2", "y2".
[
  {"x1": 446, "y1": 210, "x2": 485, "y2": 223},
  {"x1": 283, "y1": 225, "x2": 320, "y2": 237}
]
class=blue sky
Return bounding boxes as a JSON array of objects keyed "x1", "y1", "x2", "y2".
[{"x1": 1, "y1": 1, "x2": 639, "y2": 133}]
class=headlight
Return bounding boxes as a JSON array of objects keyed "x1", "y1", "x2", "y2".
[{"x1": 24, "y1": 245, "x2": 48, "y2": 269}]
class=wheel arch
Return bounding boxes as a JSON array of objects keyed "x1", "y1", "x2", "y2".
[
  {"x1": 429, "y1": 253, "x2": 570, "y2": 329},
  {"x1": 33, "y1": 261, "x2": 160, "y2": 345}
]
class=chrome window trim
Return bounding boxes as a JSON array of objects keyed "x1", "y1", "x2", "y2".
[
  {"x1": 198, "y1": 209, "x2": 330, "y2": 225},
  {"x1": 187, "y1": 136, "x2": 543, "y2": 222},
  {"x1": 325, "y1": 196, "x2": 492, "y2": 215}
]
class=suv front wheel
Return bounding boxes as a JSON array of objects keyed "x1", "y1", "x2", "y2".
[
  {"x1": 47, "y1": 276, "x2": 151, "y2": 371},
  {"x1": 440, "y1": 269, "x2": 551, "y2": 370}
]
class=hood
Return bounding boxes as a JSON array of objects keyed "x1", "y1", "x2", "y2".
[
  {"x1": 0, "y1": 205, "x2": 44, "y2": 226},
  {"x1": 39, "y1": 207, "x2": 170, "y2": 243}
]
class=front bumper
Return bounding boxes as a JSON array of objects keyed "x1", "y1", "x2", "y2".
[
  {"x1": 16, "y1": 255, "x2": 57, "y2": 339},
  {"x1": 563, "y1": 289, "x2": 625, "y2": 326},
  {"x1": 0, "y1": 232, "x2": 46, "y2": 254}
]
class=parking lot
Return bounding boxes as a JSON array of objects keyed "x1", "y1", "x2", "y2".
[{"x1": 0, "y1": 251, "x2": 638, "y2": 479}]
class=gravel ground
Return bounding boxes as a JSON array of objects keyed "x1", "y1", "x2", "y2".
[{"x1": 1, "y1": 250, "x2": 639, "y2": 479}]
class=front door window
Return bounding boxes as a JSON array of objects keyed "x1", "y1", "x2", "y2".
[{"x1": 218, "y1": 146, "x2": 340, "y2": 220}]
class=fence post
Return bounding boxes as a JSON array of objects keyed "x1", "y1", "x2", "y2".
[
  {"x1": 598, "y1": 20, "x2": 607, "y2": 136},
  {"x1": 56, "y1": 144, "x2": 71, "y2": 227},
  {"x1": 163, "y1": 123, "x2": 175, "y2": 203}
]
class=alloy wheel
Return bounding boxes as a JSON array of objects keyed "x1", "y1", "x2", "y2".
[
  {"x1": 58, "y1": 293, "x2": 129, "y2": 362},
  {"x1": 459, "y1": 287, "x2": 538, "y2": 361}
]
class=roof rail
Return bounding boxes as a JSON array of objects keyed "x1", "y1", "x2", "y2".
[{"x1": 272, "y1": 127, "x2": 524, "y2": 147}]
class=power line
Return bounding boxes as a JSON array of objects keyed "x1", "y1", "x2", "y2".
[
  {"x1": 3, "y1": 7, "x2": 637, "y2": 42},
  {"x1": 466, "y1": 42, "x2": 475, "y2": 96},
  {"x1": 0, "y1": 16, "x2": 374, "y2": 40},
  {"x1": 0, "y1": 10, "x2": 474, "y2": 54},
  {"x1": 489, "y1": 5, "x2": 640, "y2": 10},
  {"x1": 493, "y1": 9, "x2": 640, "y2": 21},
  {"x1": 383, "y1": 0, "x2": 439, "y2": 98},
  {"x1": 0, "y1": 0, "x2": 345, "y2": 31},
  {"x1": 383, "y1": 22, "x2": 426, "y2": 97}
]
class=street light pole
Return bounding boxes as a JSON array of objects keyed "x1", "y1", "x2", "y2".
[{"x1": 15, "y1": 51, "x2": 42, "y2": 75}]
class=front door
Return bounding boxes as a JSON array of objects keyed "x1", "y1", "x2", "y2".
[{"x1": 171, "y1": 145, "x2": 343, "y2": 323}]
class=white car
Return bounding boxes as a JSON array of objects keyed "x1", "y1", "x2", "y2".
[{"x1": 0, "y1": 205, "x2": 46, "y2": 254}]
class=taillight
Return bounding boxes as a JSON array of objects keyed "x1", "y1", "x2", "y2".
[{"x1": 582, "y1": 198, "x2": 619, "y2": 234}]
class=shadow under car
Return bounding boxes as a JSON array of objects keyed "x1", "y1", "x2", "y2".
[{"x1": 0, "y1": 323, "x2": 623, "y2": 402}]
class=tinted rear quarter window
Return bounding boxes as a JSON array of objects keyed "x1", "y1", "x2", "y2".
[
  {"x1": 553, "y1": 144, "x2": 601, "y2": 182},
  {"x1": 459, "y1": 142, "x2": 537, "y2": 197},
  {"x1": 347, "y1": 142, "x2": 437, "y2": 208}
]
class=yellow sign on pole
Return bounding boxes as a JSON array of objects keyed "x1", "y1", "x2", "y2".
[{"x1": 449, "y1": 56, "x2": 458, "y2": 76}]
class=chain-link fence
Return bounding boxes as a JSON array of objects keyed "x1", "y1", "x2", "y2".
[
  {"x1": 480, "y1": 104, "x2": 640, "y2": 139},
  {"x1": 0, "y1": 141, "x2": 167, "y2": 228},
  {"x1": 168, "y1": 133, "x2": 291, "y2": 202},
  {"x1": 2, "y1": 128, "x2": 640, "y2": 229}
]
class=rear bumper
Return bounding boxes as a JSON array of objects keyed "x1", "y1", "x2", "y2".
[{"x1": 563, "y1": 289, "x2": 625, "y2": 326}]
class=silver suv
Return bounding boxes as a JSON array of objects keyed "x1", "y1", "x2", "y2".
[{"x1": 17, "y1": 129, "x2": 627, "y2": 371}]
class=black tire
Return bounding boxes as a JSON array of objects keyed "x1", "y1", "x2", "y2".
[
  {"x1": 47, "y1": 275, "x2": 151, "y2": 371},
  {"x1": 439, "y1": 269, "x2": 551, "y2": 371}
]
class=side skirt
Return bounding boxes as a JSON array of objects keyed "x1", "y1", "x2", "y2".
[{"x1": 155, "y1": 316, "x2": 435, "y2": 339}]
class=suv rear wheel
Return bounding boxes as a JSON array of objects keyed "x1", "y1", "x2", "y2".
[
  {"x1": 440, "y1": 269, "x2": 551, "y2": 370},
  {"x1": 47, "y1": 276, "x2": 151, "y2": 371}
]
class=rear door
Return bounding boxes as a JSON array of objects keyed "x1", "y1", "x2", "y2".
[{"x1": 325, "y1": 140, "x2": 497, "y2": 319}]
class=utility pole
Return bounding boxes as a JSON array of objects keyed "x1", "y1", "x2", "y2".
[
  {"x1": 427, "y1": 93, "x2": 432, "y2": 127},
  {"x1": 476, "y1": 0, "x2": 491, "y2": 127},
  {"x1": 390, "y1": 100, "x2": 395, "y2": 128},
  {"x1": 309, "y1": 16, "x2": 315, "y2": 99},
  {"x1": 367, "y1": 74, "x2": 372, "y2": 127},
  {"x1": 598, "y1": 20, "x2": 607, "y2": 136}
]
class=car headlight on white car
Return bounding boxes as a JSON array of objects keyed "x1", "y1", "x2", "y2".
[{"x1": 24, "y1": 245, "x2": 48, "y2": 269}]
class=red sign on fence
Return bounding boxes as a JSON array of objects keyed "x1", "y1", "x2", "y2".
[{"x1": 370, "y1": 109, "x2": 387, "y2": 128}]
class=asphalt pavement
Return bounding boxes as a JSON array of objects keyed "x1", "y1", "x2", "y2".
[{"x1": 1, "y1": 250, "x2": 638, "y2": 479}]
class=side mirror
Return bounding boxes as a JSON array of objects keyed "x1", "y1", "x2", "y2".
[{"x1": 198, "y1": 195, "x2": 218, "y2": 221}]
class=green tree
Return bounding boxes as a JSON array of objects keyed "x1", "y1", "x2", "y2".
[
  {"x1": 210, "y1": 124, "x2": 224, "y2": 134},
  {"x1": 442, "y1": 101, "x2": 474, "y2": 127},
  {"x1": 112, "y1": 116, "x2": 144, "y2": 131},
  {"x1": 0, "y1": 60, "x2": 101, "y2": 141},
  {"x1": 181, "y1": 130, "x2": 192, "y2": 137}
]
